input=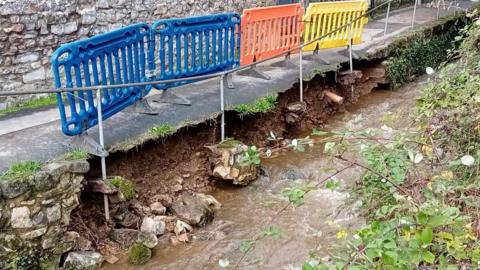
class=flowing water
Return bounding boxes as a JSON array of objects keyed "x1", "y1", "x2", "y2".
[{"x1": 103, "y1": 78, "x2": 423, "y2": 270}]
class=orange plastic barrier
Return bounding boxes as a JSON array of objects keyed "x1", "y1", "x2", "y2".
[{"x1": 240, "y1": 4, "x2": 304, "y2": 66}]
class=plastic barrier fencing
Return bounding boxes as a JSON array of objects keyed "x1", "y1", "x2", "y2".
[
  {"x1": 150, "y1": 13, "x2": 241, "y2": 90},
  {"x1": 303, "y1": 0, "x2": 368, "y2": 51},
  {"x1": 240, "y1": 4, "x2": 304, "y2": 65},
  {"x1": 51, "y1": 23, "x2": 152, "y2": 136}
]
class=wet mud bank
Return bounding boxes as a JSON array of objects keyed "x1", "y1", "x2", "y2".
[{"x1": 74, "y1": 60, "x2": 388, "y2": 258}]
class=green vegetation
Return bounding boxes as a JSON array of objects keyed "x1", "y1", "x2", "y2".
[
  {"x1": 234, "y1": 94, "x2": 278, "y2": 117},
  {"x1": 281, "y1": 182, "x2": 316, "y2": 207},
  {"x1": 62, "y1": 149, "x2": 89, "y2": 161},
  {"x1": 387, "y1": 18, "x2": 465, "y2": 86},
  {"x1": 303, "y1": 11, "x2": 480, "y2": 270},
  {"x1": 261, "y1": 225, "x2": 282, "y2": 239},
  {"x1": 1, "y1": 161, "x2": 41, "y2": 181},
  {"x1": 128, "y1": 244, "x2": 151, "y2": 265},
  {"x1": 110, "y1": 176, "x2": 136, "y2": 200},
  {"x1": 0, "y1": 94, "x2": 57, "y2": 118},
  {"x1": 238, "y1": 146, "x2": 261, "y2": 166},
  {"x1": 150, "y1": 124, "x2": 176, "y2": 139}
]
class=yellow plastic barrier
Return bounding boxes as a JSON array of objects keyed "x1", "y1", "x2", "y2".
[{"x1": 303, "y1": 0, "x2": 368, "y2": 51}]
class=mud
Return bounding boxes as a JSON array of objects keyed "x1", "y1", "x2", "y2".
[{"x1": 71, "y1": 61, "x2": 388, "y2": 258}]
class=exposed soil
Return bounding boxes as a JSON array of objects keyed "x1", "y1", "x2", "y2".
[{"x1": 69, "y1": 60, "x2": 388, "y2": 257}]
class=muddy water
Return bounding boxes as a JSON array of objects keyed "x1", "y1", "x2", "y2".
[{"x1": 103, "y1": 78, "x2": 423, "y2": 270}]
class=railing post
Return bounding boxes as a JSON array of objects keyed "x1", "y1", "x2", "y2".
[
  {"x1": 96, "y1": 88, "x2": 110, "y2": 221},
  {"x1": 384, "y1": 1, "x2": 391, "y2": 36},
  {"x1": 220, "y1": 74, "x2": 225, "y2": 142},
  {"x1": 412, "y1": 0, "x2": 418, "y2": 28},
  {"x1": 436, "y1": 0, "x2": 440, "y2": 19},
  {"x1": 348, "y1": 22, "x2": 353, "y2": 73},
  {"x1": 299, "y1": 49, "x2": 304, "y2": 103}
]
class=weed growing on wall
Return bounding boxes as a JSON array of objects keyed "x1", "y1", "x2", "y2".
[
  {"x1": 387, "y1": 18, "x2": 467, "y2": 86},
  {"x1": 0, "y1": 161, "x2": 42, "y2": 181}
]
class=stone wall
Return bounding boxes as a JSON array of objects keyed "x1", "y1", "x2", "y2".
[
  {"x1": 0, "y1": 160, "x2": 89, "y2": 270},
  {"x1": 0, "y1": 0, "x2": 275, "y2": 109}
]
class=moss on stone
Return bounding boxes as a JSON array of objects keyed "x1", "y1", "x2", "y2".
[
  {"x1": 127, "y1": 244, "x2": 151, "y2": 265},
  {"x1": 217, "y1": 138, "x2": 243, "y2": 149},
  {"x1": 110, "y1": 176, "x2": 136, "y2": 200}
]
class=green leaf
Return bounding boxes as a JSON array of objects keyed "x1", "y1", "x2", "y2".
[
  {"x1": 422, "y1": 250, "x2": 435, "y2": 264},
  {"x1": 417, "y1": 212, "x2": 428, "y2": 225},
  {"x1": 302, "y1": 263, "x2": 316, "y2": 270},
  {"x1": 421, "y1": 227, "x2": 433, "y2": 244}
]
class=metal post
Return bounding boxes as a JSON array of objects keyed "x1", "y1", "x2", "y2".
[
  {"x1": 348, "y1": 23, "x2": 354, "y2": 97},
  {"x1": 384, "y1": 1, "x2": 391, "y2": 36},
  {"x1": 299, "y1": 49, "x2": 304, "y2": 103},
  {"x1": 220, "y1": 74, "x2": 225, "y2": 142},
  {"x1": 96, "y1": 89, "x2": 110, "y2": 221},
  {"x1": 348, "y1": 23, "x2": 353, "y2": 73},
  {"x1": 412, "y1": 0, "x2": 418, "y2": 28},
  {"x1": 436, "y1": 0, "x2": 441, "y2": 19}
]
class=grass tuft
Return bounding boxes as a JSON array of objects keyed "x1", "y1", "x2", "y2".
[
  {"x1": 62, "y1": 149, "x2": 89, "y2": 161},
  {"x1": 0, "y1": 94, "x2": 57, "y2": 117},
  {"x1": 234, "y1": 94, "x2": 278, "y2": 117},
  {"x1": 1, "y1": 161, "x2": 42, "y2": 180},
  {"x1": 150, "y1": 124, "x2": 176, "y2": 139}
]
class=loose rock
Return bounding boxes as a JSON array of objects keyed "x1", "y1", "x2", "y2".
[
  {"x1": 149, "y1": 202, "x2": 166, "y2": 215},
  {"x1": 206, "y1": 139, "x2": 260, "y2": 185},
  {"x1": 128, "y1": 244, "x2": 151, "y2": 265},
  {"x1": 170, "y1": 193, "x2": 214, "y2": 227},
  {"x1": 136, "y1": 232, "x2": 158, "y2": 249},
  {"x1": 63, "y1": 251, "x2": 103, "y2": 270},
  {"x1": 140, "y1": 216, "x2": 166, "y2": 236},
  {"x1": 110, "y1": 229, "x2": 139, "y2": 248}
]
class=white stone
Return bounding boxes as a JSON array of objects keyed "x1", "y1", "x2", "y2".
[
  {"x1": 21, "y1": 227, "x2": 47, "y2": 239},
  {"x1": 22, "y1": 67, "x2": 45, "y2": 83},
  {"x1": 15, "y1": 52, "x2": 39, "y2": 64},
  {"x1": 51, "y1": 22, "x2": 78, "y2": 35},
  {"x1": 140, "y1": 216, "x2": 166, "y2": 236},
  {"x1": 11, "y1": 207, "x2": 33, "y2": 228},
  {"x1": 46, "y1": 203, "x2": 61, "y2": 222},
  {"x1": 64, "y1": 251, "x2": 103, "y2": 269}
]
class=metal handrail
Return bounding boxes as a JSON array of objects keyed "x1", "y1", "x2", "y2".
[{"x1": 0, "y1": 0, "x2": 400, "y2": 96}]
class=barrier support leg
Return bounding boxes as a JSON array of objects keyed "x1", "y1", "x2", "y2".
[
  {"x1": 304, "y1": 49, "x2": 331, "y2": 64},
  {"x1": 224, "y1": 73, "x2": 235, "y2": 89},
  {"x1": 152, "y1": 90, "x2": 191, "y2": 106},
  {"x1": 96, "y1": 89, "x2": 110, "y2": 222},
  {"x1": 70, "y1": 133, "x2": 109, "y2": 157},
  {"x1": 132, "y1": 99, "x2": 158, "y2": 115},
  {"x1": 237, "y1": 64, "x2": 271, "y2": 80},
  {"x1": 271, "y1": 53, "x2": 298, "y2": 69},
  {"x1": 384, "y1": 1, "x2": 391, "y2": 36},
  {"x1": 220, "y1": 74, "x2": 225, "y2": 142}
]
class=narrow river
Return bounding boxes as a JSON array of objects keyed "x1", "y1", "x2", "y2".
[{"x1": 103, "y1": 77, "x2": 423, "y2": 269}]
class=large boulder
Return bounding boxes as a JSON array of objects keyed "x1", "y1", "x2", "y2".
[
  {"x1": 63, "y1": 251, "x2": 103, "y2": 270},
  {"x1": 206, "y1": 139, "x2": 260, "y2": 185},
  {"x1": 170, "y1": 193, "x2": 215, "y2": 227}
]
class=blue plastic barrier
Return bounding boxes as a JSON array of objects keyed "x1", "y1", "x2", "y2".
[
  {"x1": 150, "y1": 13, "x2": 241, "y2": 90},
  {"x1": 51, "y1": 23, "x2": 152, "y2": 136}
]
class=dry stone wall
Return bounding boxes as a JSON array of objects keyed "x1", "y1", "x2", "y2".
[
  {"x1": 0, "y1": 160, "x2": 89, "y2": 269},
  {"x1": 0, "y1": 0, "x2": 275, "y2": 108}
]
